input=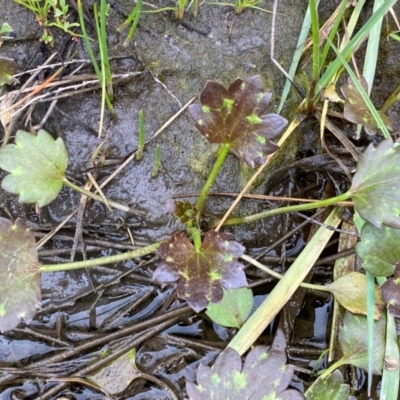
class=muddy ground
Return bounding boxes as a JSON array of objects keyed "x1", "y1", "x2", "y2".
[{"x1": 0, "y1": 0, "x2": 400, "y2": 399}]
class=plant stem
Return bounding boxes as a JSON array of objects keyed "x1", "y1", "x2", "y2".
[
  {"x1": 136, "y1": 110, "x2": 145, "y2": 160},
  {"x1": 62, "y1": 177, "x2": 143, "y2": 216},
  {"x1": 40, "y1": 241, "x2": 161, "y2": 273},
  {"x1": 196, "y1": 143, "x2": 230, "y2": 221},
  {"x1": 188, "y1": 227, "x2": 202, "y2": 252},
  {"x1": 240, "y1": 254, "x2": 331, "y2": 293},
  {"x1": 221, "y1": 191, "x2": 351, "y2": 226}
]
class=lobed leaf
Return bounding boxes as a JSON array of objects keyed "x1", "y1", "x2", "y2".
[
  {"x1": 186, "y1": 346, "x2": 304, "y2": 400},
  {"x1": 188, "y1": 75, "x2": 287, "y2": 168},
  {"x1": 154, "y1": 231, "x2": 247, "y2": 312},
  {"x1": 0, "y1": 129, "x2": 68, "y2": 206},
  {"x1": 341, "y1": 76, "x2": 393, "y2": 135},
  {"x1": 356, "y1": 222, "x2": 400, "y2": 277},
  {"x1": 0, "y1": 218, "x2": 41, "y2": 332},
  {"x1": 348, "y1": 139, "x2": 400, "y2": 229}
]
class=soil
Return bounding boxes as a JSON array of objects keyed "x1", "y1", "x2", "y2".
[{"x1": 0, "y1": 1, "x2": 399, "y2": 399}]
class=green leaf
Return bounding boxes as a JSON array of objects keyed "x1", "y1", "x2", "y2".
[
  {"x1": 0, "y1": 129, "x2": 68, "y2": 206},
  {"x1": 339, "y1": 311, "x2": 385, "y2": 375},
  {"x1": 325, "y1": 272, "x2": 384, "y2": 319},
  {"x1": 348, "y1": 139, "x2": 400, "y2": 228},
  {"x1": 0, "y1": 218, "x2": 41, "y2": 332},
  {"x1": 154, "y1": 231, "x2": 247, "y2": 312},
  {"x1": 305, "y1": 370, "x2": 349, "y2": 400},
  {"x1": 188, "y1": 75, "x2": 287, "y2": 168},
  {"x1": 356, "y1": 222, "x2": 400, "y2": 277},
  {"x1": 206, "y1": 287, "x2": 253, "y2": 328},
  {"x1": 89, "y1": 348, "x2": 141, "y2": 395},
  {"x1": 341, "y1": 76, "x2": 393, "y2": 135},
  {"x1": 0, "y1": 57, "x2": 17, "y2": 86},
  {"x1": 186, "y1": 346, "x2": 304, "y2": 400},
  {"x1": 0, "y1": 23, "x2": 13, "y2": 35}
]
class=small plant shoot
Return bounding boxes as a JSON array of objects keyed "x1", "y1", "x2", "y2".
[
  {"x1": 0, "y1": 129, "x2": 68, "y2": 206},
  {"x1": 186, "y1": 346, "x2": 305, "y2": 399},
  {"x1": 0, "y1": 218, "x2": 41, "y2": 333},
  {"x1": 341, "y1": 76, "x2": 393, "y2": 135},
  {"x1": 155, "y1": 231, "x2": 246, "y2": 312},
  {"x1": 0, "y1": 57, "x2": 17, "y2": 86},
  {"x1": 188, "y1": 75, "x2": 287, "y2": 168}
]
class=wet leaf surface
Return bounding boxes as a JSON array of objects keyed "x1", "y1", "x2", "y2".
[
  {"x1": 205, "y1": 287, "x2": 253, "y2": 328},
  {"x1": 356, "y1": 222, "x2": 400, "y2": 277},
  {"x1": 155, "y1": 231, "x2": 246, "y2": 312},
  {"x1": 341, "y1": 76, "x2": 393, "y2": 135},
  {"x1": 0, "y1": 218, "x2": 40, "y2": 333},
  {"x1": 349, "y1": 139, "x2": 400, "y2": 228},
  {"x1": 0, "y1": 129, "x2": 68, "y2": 206},
  {"x1": 325, "y1": 272, "x2": 384, "y2": 319},
  {"x1": 0, "y1": 57, "x2": 16, "y2": 86},
  {"x1": 338, "y1": 311, "x2": 385, "y2": 375},
  {"x1": 305, "y1": 370, "x2": 349, "y2": 400},
  {"x1": 186, "y1": 346, "x2": 304, "y2": 400},
  {"x1": 380, "y1": 262, "x2": 400, "y2": 317},
  {"x1": 89, "y1": 348, "x2": 141, "y2": 395},
  {"x1": 188, "y1": 75, "x2": 287, "y2": 168}
]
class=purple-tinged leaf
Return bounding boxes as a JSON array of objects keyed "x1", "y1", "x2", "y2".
[
  {"x1": 0, "y1": 218, "x2": 41, "y2": 332},
  {"x1": 154, "y1": 231, "x2": 246, "y2": 312},
  {"x1": 341, "y1": 76, "x2": 393, "y2": 135},
  {"x1": 380, "y1": 262, "x2": 400, "y2": 317},
  {"x1": 186, "y1": 346, "x2": 304, "y2": 400},
  {"x1": 188, "y1": 75, "x2": 287, "y2": 168},
  {"x1": 348, "y1": 139, "x2": 400, "y2": 229}
]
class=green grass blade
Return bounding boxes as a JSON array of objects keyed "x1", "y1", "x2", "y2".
[
  {"x1": 228, "y1": 207, "x2": 342, "y2": 355},
  {"x1": 277, "y1": 1, "x2": 319, "y2": 113},
  {"x1": 379, "y1": 286, "x2": 400, "y2": 400},
  {"x1": 366, "y1": 272, "x2": 376, "y2": 396},
  {"x1": 317, "y1": 0, "x2": 396, "y2": 96},
  {"x1": 327, "y1": 38, "x2": 391, "y2": 138}
]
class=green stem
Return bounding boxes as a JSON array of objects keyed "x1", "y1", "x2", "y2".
[
  {"x1": 39, "y1": 241, "x2": 161, "y2": 273},
  {"x1": 196, "y1": 143, "x2": 230, "y2": 220},
  {"x1": 136, "y1": 110, "x2": 145, "y2": 161},
  {"x1": 240, "y1": 254, "x2": 331, "y2": 293},
  {"x1": 221, "y1": 192, "x2": 351, "y2": 226},
  {"x1": 318, "y1": 357, "x2": 345, "y2": 380},
  {"x1": 62, "y1": 178, "x2": 143, "y2": 216},
  {"x1": 309, "y1": 0, "x2": 320, "y2": 82},
  {"x1": 188, "y1": 227, "x2": 202, "y2": 252}
]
